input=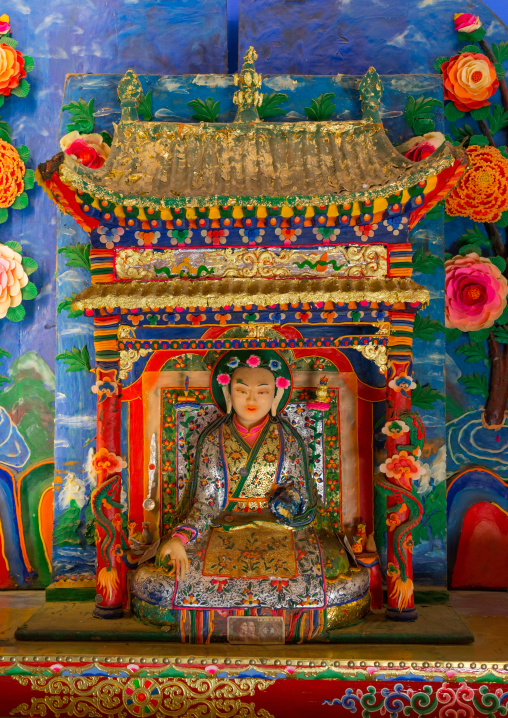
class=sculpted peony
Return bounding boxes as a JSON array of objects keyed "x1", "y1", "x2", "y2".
[
  {"x1": 380, "y1": 451, "x2": 426, "y2": 489},
  {"x1": 0, "y1": 140, "x2": 25, "y2": 208},
  {"x1": 92, "y1": 447, "x2": 127, "y2": 477},
  {"x1": 0, "y1": 243, "x2": 29, "y2": 318},
  {"x1": 60, "y1": 131, "x2": 110, "y2": 169},
  {"x1": 442, "y1": 52, "x2": 499, "y2": 112},
  {"x1": 0, "y1": 14, "x2": 11, "y2": 35},
  {"x1": 0, "y1": 42, "x2": 26, "y2": 96},
  {"x1": 402, "y1": 131, "x2": 446, "y2": 162},
  {"x1": 454, "y1": 13, "x2": 482, "y2": 33},
  {"x1": 446, "y1": 145, "x2": 508, "y2": 223},
  {"x1": 445, "y1": 253, "x2": 508, "y2": 332}
]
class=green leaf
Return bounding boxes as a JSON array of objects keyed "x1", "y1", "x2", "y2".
[
  {"x1": 4, "y1": 241, "x2": 22, "y2": 253},
  {"x1": 101, "y1": 131, "x2": 113, "y2": 147},
  {"x1": 495, "y1": 304, "x2": 508, "y2": 326},
  {"x1": 11, "y1": 192, "x2": 28, "y2": 210},
  {"x1": 2, "y1": 37, "x2": 17, "y2": 49},
  {"x1": 458, "y1": 27, "x2": 485, "y2": 42},
  {"x1": 411, "y1": 382, "x2": 445, "y2": 409},
  {"x1": 449, "y1": 123, "x2": 474, "y2": 141},
  {"x1": 62, "y1": 98, "x2": 95, "y2": 134},
  {"x1": 458, "y1": 372, "x2": 489, "y2": 399},
  {"x1": 434, "y1": 56, "x2": 449, "y2": 73},
  {"x1": 0, "y1": 127, "x2": 11, "y2": 142},
  {"x1": 16, "y1": 145, "x2": 30, "y2": 162},
  {"x1": 138, "y1": 90, "x2": 153, "y2": 121},
  {"x1": 411, "y1": 247, "x2": 444, "y2": 274},
  {"x1": 490, "y1": 255, "x2": 507, "y2": 273},
  {"x1": 496, "y1": 211, "x2": 508, "y2": 229},
  {"x1": 0, "y1": 208, "x2": 8, "y2": 224},
  {"x1": 444, "y1": 327, "x2": 462, "y2": 341},
  {"x1": 489, "y1": 105, "x2": 508, "y2": 135},
  {"x1": 457, "y1": 226, "x2": 490, "y2": 248},
  {"x1": 21, "y1": 256, "x2": 38, "y2": 275},
  {"x1": 23, "y1": 56, "x2": 34, "y2": 73},
  {"x1": 11, "y1": 79, "x2": 30, "y2": 98},
  {"x1": 444, "y1": 103, "x2": 465, "y2": 122},
  {"x1": 456, "y1": 340, "x2": 490, "y2": 366},
  {"x1": 499, "y1": 145, "x2": 508, "y2": 159},
  {"x1": 0, "y1": 118, "x2": 12, "y2": 135},
  {"x1": 413, "y1": 117, "x2": 435, "y2": 135},
  {"x1": 0, "y1": 375, "x2": 9, "y2": 386},
  {"x1": 412, "y1": 314, "x2": 444, "y2": 341},
  {"x1": 21, "y1": 281, "x2": 37, "y2": 301},
  {"x1": 492, "y1": 40, "x2": 508, "y2": 64},
  {"x1": 186, "y1": 97, "x2": 220, "y2": 123},
  {"x1": 57, "y1": 294, "x2": 84, "y2": 318},
  {"x1": 492, "y1": 325, "x2": 508, "y2": 344},
  {"x1": 6, "y1": 305, "x2": 25, "y2": 322},
  {"x1": 258, "y1": 92, "x2": 288, "y2": 120},
  {"x1": 0, "y1": 348, "x2": 11, "y2": 359},
  {"x1": 470, "y1": 106, "x2": 490, "y2": 121},
  {"x1": 458, "y1": 243, "x2": 483, "y2": 256},
  {"x1": 56, "y1": 346, "x2": 91, "y2": 373},
  {"x1": 304, "y1": 93, "x2": 336, "y2": 121},
  {"x1": 495, "y1": 63, "x2": 506, "y2": 80},
  {"x1": 468, "y1": 328, "x2": 491, "y2": 342},
  {"x1": 404, "y1": 95, "x2": 442, "y2": 133},
  {"x1": 461, "y1": 44, "x2": 480, "y2": 54},
  {"x1": 469, "y1": 134, "x2": 489, "y2": 146},
  {"x1": 23, "y1": 169, "x2": 35, "y2": 190},
  {"x1": 58, "y1": 242, "x2": 91, "y2": 271}
]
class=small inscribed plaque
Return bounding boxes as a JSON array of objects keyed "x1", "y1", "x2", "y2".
[{"x1": 227, "y1": 616, "x2": 285, "y2": 644}]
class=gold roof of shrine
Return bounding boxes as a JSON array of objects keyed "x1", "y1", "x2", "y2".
[
  {"x1": 58, "y1": 65, "x2": 464, "y2": 210},
  {"x1": 72, "y1": 276, "x2": 430, "y2": 311}
]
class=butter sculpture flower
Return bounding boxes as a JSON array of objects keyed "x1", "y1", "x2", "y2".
[
  {"x1": 402, "y1": 131, "x2": 445, "y2": 162},
  {"x1": 60, "y1": 131, "x2": 110, "y2": 169},
  {"x1": 0, "y1": 14, "x2": 11, "y2": 35},
  {"x1": 0, "y1": 243, "x2": 28, "y2": 318},
  {"x1": 92, "y1": 447, "x2": 127, "y2": 477},
  {"x1": 0, "y1": 41, "x2": 26, "y2": 96},
  {"x1": 441, "y1": 52, "x2": 498, "y2": 112},
  {"x1": 380, "y1": 451, "x2": 426, "y2": 489},
  {"x1": 445, "y1": 145, "x2": 508, "y2": 223},
  {"x1": 0, "y1": 140, "x2": 24, "y2": 208},
  {"x1": 444, "y1": 253, "x2": 508, "y2": 332},
  {"x1": 454, "y1": 13, "x2": 482, "y2": 33}
]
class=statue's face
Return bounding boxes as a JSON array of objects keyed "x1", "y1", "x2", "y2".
[{"x1": 230, "y1": 367, "x2": 275, "y2": 425}]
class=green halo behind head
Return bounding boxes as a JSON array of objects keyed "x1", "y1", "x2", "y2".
[{"x1": 210, "y1": 349, "x2": 293, "y2": 414}]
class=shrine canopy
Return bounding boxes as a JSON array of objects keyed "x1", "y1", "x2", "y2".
[{"x1": 37, "y1": 53, "x2": 466, "y2": 318}]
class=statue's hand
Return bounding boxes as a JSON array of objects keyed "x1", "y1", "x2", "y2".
[{"x1": 159, "y1": 537, "x2": 190, "y2": 579}]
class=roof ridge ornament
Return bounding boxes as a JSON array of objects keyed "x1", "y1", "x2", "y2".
[
  {"x1": 359, "y1": 67, "x2": 383, "y2": 124},
  {"x1": 118, "y1": 69, "x2": 143, "y2": 122},
  {"x1": 233, "y1": 46, "x2": 263, "y2": 123}
]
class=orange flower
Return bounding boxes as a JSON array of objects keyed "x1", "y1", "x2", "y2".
[
  {"x1": 446, "y1": 146, "x2": 508, "y2": 223},
  {"x1": 0, "y1": 243, "x2": 28, "y2": 318},
  {"x1": 92, "y1": 447, "x2": 127, "y2": 477},
  {"x1": 0, "y1": 140, "x2": 25, "y2": 208},
  {"x1": 442, "y1": 53, "x2": 498, "y2": 112},
  {"x1": 0, "y1": 43, "x2": 26, "y2": 96}
]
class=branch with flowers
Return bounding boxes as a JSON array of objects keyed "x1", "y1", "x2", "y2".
[{"x1": 401, "y1": 12, "x2": 508, "y2": 429}]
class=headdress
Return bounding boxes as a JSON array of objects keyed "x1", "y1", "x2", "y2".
[{"x1": 210, "y1": 349, "x2": 293, "y2": 414}]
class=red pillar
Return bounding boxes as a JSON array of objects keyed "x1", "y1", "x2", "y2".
[
  {"x1": 91, "y1": 365, "x2": 126, "y2": 619},
  {"x1": 381, "y1": 351, "x2": 423, "y2": 623}
]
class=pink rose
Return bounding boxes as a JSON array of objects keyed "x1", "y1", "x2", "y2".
[
  {"x1": 0, "y1": 14, "x2": 11, "y2": 35},
  {"x1": 275, "y1": 376, "x2": 290, "y2": 390},
  {"x1": 217, "y1": 373, "x2": 230, "y2": 386},
  {"x1": 60, "y1": 131, "x2": 110, "y2": 169},
  {"x1": 246, "y1": 355, "x2": 261, "y2": 368},
  {"x1": 445, "y1": 253, "x2": 508, "y2": 332},
  {"x1": 405, "y1": 142, "x2": 436, "y2": 162},
  {"x1": 454, "y1": 13, "x2": 482, "y2": 32}
]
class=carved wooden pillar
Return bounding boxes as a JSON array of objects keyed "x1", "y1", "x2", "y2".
[
  {"x1": 91, "y1": 315, "x2": 126, "y2": 618},
  {"x1": 380, "y1": 309, "x2": 423, "y2": 622}
]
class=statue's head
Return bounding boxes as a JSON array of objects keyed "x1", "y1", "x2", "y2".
[{"x1": 210, "y1": 350, "x2": 292, "y2": 418}]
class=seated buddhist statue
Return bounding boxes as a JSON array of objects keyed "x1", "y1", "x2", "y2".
[{"x1": 130, "y1": 350, "x2": 370, "y2": 640}]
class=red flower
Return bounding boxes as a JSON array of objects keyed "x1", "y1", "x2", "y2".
[{"x1": 0, "y1": 43, "x2": 26, "y2": 96}]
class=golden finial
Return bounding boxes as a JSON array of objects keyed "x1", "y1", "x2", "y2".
[
  {"x1": 315, "y1": 375, "x2": 329, "y2": 403},
  {"x1": 233, "y1": 46, "x2": 263, "y2": 122}
]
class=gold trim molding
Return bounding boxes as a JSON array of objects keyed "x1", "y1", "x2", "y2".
[{"x1": 353, "y1": 342, "x2": 388, "y2": 373}]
